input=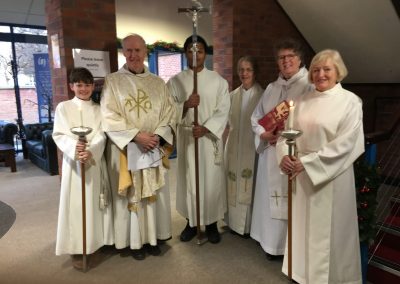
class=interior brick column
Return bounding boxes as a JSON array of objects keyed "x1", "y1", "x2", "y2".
[
  {"x1": 45, "y1": 0, "x2": 118, "y2": 105},
  {"x1": 213, "y1": 0, "x2": 314, "y2": 90},
  {"x1": 45, "y1": 0, "x2": 118, "y2": 174}
]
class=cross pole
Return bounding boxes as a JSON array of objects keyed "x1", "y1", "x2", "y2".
[{"x1": 178, "y1": 1, "x2": 209, "y2": 245}]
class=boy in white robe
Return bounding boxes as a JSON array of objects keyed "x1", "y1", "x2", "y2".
[{"x1": 53, "y1": 67, "x2": 114, "y2": 270}]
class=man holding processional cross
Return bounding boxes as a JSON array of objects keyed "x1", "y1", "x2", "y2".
[{"x1": 167, "y1": 34, "x2": 230, "y2": 244}]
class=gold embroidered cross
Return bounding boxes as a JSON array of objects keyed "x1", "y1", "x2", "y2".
[{"x1": 125, "y1": 89, "x2": 152, "y2": 118}]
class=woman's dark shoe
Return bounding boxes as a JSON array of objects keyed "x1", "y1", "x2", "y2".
[
  {"x1": 265, "y1": 252, "x2": 283, "y2": 261},
  {"x1": 230, "y1": 229, "x2": 250, "y2": 239},
  {"x1": 206, "y1": 222, "x2": 220, "y2": 244},
  {"x1": 180, "y1": 221, "x2": 197, "y2": 242},
  {"x1": 132, "y1": 248, "x2": 146, "y2": 260}
]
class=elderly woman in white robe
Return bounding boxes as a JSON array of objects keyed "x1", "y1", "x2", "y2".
[
  {"x1": 224, "y1": 56, "x2": 263, "y2": 236},
  {"x1": 279, "y1": 49, "x2": 364, "y2": 284}
]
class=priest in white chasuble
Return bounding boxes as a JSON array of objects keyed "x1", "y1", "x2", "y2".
[
  {"x1": 167, "y1": 35, "x2": 230, "y2": 244},
  {"x1": 279, "y1": 49, "x2": 364, "y2": 284},
  {"x1": 250, "y1": 38, "x2": 313, "y2": 260},
  {"x1": 53, "y1": 68, "x2": 114, "y2": 269},
  {"x1": 224, "y1": 56, "x2": 263, "y2": 236},
  {"x1": 101, "y1": 34, "x2": 176, "y2": 260}
]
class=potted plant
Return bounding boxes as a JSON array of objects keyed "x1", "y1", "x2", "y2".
[{"x1": 354, "y1": 158, "x2": 381, "y2": 283}]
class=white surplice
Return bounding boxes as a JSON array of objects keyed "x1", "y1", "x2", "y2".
[
  {"x1": 278, "y1": 83, "x2": 364, "y2": 284},
  {"x1": 250, "y1": 67, "x2": 312, "y2": 255},
  {"x1": 53, "y1": 97, "x2": 114, "y2": 255},
  {"x1": 101, "y1": 65, "x2": 176, "y2": 249},
  {"x1": 167, "y1": 68, "x2": 230, "y2": 226},
  {"x1": 224, "y1": 83, "x2": 263, "y2": 235}
]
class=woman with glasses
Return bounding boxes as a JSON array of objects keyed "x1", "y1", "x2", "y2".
[
  {"x1": 224, "y1": 56, "x2": 264, "y2": 237},
  {"x1": 250, "y1": 38, "x2": 313, "y2": 260}
]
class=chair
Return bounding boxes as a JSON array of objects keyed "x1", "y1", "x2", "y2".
[
  {"x1": 0, "y1": 121, "x2": 18, "y2": 171},
  {"x1": 23, "y1": 122, "x2": 59, "y2": 175},
  {"x1": 0, "y1": 120, "x2": 18, "y2": 146}
]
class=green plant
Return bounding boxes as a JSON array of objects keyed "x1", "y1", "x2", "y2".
[
  {"x1": 354, "y1": 159, "x2": 381, "y2": 245},
  {"x1": 146, "y1": 40, "x2": 183, "y2": 54}
]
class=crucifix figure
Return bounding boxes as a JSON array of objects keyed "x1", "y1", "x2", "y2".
[{"x1": 168, "y1": 1, "x2": 230, "y2": 246}]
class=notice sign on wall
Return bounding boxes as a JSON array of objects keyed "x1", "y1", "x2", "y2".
[{"x1": 72, "y1": 49, "x2": 110, "y2": 78}]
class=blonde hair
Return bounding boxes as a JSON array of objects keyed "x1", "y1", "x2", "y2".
[{"x1": 308, "y1": 49, "x2": 348, "y2": 82}]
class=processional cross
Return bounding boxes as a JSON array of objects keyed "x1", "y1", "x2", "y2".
[{"x1": 178, "y1": 0, "x2": 209, "y2": 245}]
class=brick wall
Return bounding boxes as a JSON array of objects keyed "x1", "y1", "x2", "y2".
[
  {"x1": 213, "y1": 0, "x2": 314, "y2": 90},
  {"x1": 344, "y1": 83, "x2": 400, "y2": 177},
  {"x1": 45, "y1": 0, "x2": 118, "y2": 108},
  {"x1": 0, "y1": 88, "x2": 40, "y2": 123},
  {"x1": 45, "y1": 0, "x2": 118, "y2": 174}
]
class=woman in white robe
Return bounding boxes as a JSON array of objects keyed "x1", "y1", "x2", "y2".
[
  {"x1": 53, "y1": 68, "x2": 114, "y2": 267},
  {"x1": 279, "y1": 49, "x2": 364, "y2": 284},
  {"x1": 250, "y1": 39, "x2": 312, "y2": 259},
  {"x1": 224, "y1": 56, "x2": 263, "y2": 236}
]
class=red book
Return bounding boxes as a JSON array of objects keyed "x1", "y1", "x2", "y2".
[{"x1": 258, "y1": 100, "x2": 290, "y2": 132}]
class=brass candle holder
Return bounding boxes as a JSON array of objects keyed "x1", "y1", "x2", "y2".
[
  {"x1": 70, "y1": 126, "x2": 92, "y2": 272},
  {"x1": 280, "y1": 128, "x2": 302, "y2": 281}
]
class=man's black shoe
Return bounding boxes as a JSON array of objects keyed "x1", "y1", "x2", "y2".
[
  {"x1": 145, "y1": 244, "x2": 161, "y2": 256},
  {"x1": 132, "y1": 248, "x2": 146, "y2": 260},
  {"x1": 206, "y1": 222, "x2": 220, "y2": 244},
  {"x1": 180, "y1": 221, "x2": 197, "y2": 242}
]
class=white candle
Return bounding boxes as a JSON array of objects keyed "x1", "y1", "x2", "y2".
[
  {"x1": 288, "y1": 100, "x2": 294, "y2": 129},
  {"x1": 78, "y1": 104, "x2": 83, "y2": 126}
]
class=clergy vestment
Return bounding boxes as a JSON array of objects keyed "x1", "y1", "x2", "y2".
[
  {"x1": 250, "y1": 67, "x2": 312, "y2": 255},
  {"x1": 278, "y1": 83, "x2": 364, "y2": 284},
  {"x1": 167, "y1": 68, "x2": 230, "y2": 226},
  {"x1": 53, "y1": 97, "x2": 114, "y2": 255},
  {"x1": 224, "y1": 83, "x2": 263, "y2": 235},
  {"x1": 101, "y1": 65, "x2": 175, "y2": 249}
]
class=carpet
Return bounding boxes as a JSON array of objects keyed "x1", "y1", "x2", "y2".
[{"x1": 0, "y1": 200, "x2": 16, "y2": 239}]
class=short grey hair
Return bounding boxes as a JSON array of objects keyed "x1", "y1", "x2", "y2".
[
  {"x1": 237, "y1": 55, "x2": 259, "y2": 76},
  {"x1": 121, "y1": 33, "x2": 146, "y2": 50}
]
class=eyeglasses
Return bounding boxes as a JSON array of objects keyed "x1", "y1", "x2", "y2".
[{"x1": 278, "y1": 54, "x2": 296, "y2": 61}]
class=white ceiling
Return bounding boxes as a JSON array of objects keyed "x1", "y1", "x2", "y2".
[
  {"x1": 0, "y1": 0, "x2": 399, "y2": 83},
  {"x1": 0, "y1": 0, "x2": 45, "y2": 26},
  {"x1": 278, "y1": 0, "x2": 400, "y2": 83}
]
